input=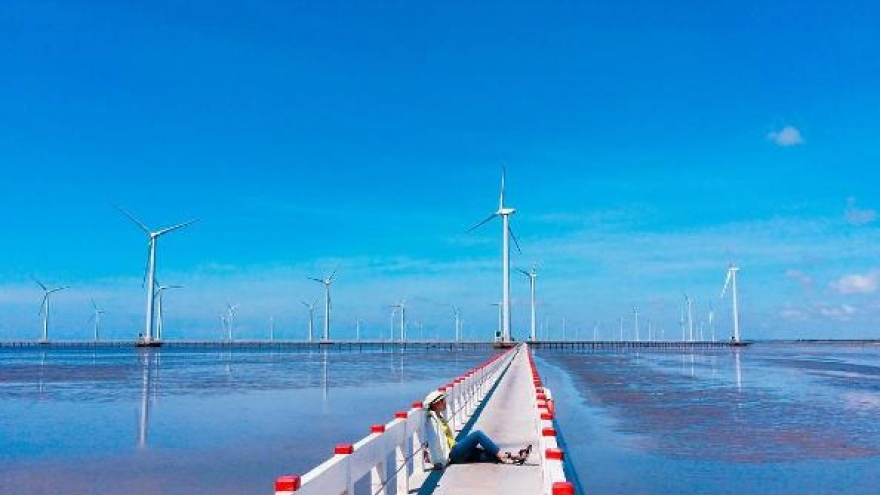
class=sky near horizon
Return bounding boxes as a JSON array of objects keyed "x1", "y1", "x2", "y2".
[{"x1": 1, "y1": 1, "x2": 879, "y2": 341}]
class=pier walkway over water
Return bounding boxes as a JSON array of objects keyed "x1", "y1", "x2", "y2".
[
  {"x1": 410, "y1": 344, "x2": 545, "y2": 495},
  {"x1": 274, "y1": 344, "x2": 574, "y2": 495}
]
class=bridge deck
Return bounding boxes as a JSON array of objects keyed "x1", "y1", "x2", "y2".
[{"x1": 412, "y1": 348, "x2": 542, "y2": 494}]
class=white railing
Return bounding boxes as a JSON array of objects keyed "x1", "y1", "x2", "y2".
[
  {"x1": 274, "y1": 346, "x2": 519, "y2": 495},
  {"x1": 524, "y1": 344, "x2": 575, "y2": 495}
]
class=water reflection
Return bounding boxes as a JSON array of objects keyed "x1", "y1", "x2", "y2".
[{"x1": 138, "y1": 350, "x2": 157, "y2": 448}]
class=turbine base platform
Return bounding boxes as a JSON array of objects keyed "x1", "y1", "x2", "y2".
[{"x1": 135, "y1": 341, "x2": 163, "y2": 348}]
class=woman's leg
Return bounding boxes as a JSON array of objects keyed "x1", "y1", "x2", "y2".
[{"x1": 448, "y1": 430, "x2": 501, "y2": 463}]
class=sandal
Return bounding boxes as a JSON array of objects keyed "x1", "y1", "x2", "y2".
[{"x1": 515, "y1": 444, "x2": 532, "y2": 465}]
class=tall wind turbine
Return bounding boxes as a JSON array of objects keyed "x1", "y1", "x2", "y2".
[
  {"x1": 451, "y1": 306, "x2": 462, "y2": 342},
  {"x1": 301, "y1": 299, "x2": 318, "y2": 342},
  {"x1": 468, "y1": 169, "x2": 521, "y2": 344},
  {"x1": 34, "y1": 277, "x2": 67, "y2": 343},
  {"x1": 89, "y1": 298, "x2": 105, "y2": 342},
  {"x1": 118, "y1": 207, "x2": 197, "y2": 345},
  {"x1": 517, "y1": 266, "x2": 538, "y2": 341},
  {"x1": 155, "y1": 284, "x2": 182, "y2": 341},
  {"x1": 309, "y1": 270, "x2": 337, "y2": 341},
  {"x1": 721, "y1": 262, "x2": 742, "y2": 343}
]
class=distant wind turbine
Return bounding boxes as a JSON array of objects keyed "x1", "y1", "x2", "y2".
[
  {"x1": 451, "y1": 306, "x2": 462, "y2": 342},
  {"x1": 89, "y1": 298, "x2": 105, "y2": 342},
  {"x1": 490, "y1": 301, "x2": 502, "y2": 341},
  {"x1": 684, "y1": 293, "x2": 694, "y2": 342},
  {"x1": 392, "y1": 300, "x2": 407, "y2": 341},
  {"x1": 632, "y1": 306, "x2": 640, "y2": 342},
  {"x1": 117, "y1": 206, "x2": 197, "y2": 345},
  {"x1": 721, "y1": 262, "x2": 742, "y2": 343},
  {"x1": 34, "y1": 277, "x2": 67, "y2": 343},
  {"x1": 225, "y1": 303, "x2": 238, "y2": 341},
  {"x1": 309, "y1": 270, "x2": 337, "y2": 341},
  {"x1": 155, "y1": 284, "x2": 182, "y2": 341},
  {"x1": 517, "y1": 266, "x2": 538, "y2": 341},
  {"x1": 468, "y1": 169, "x2": 521, "y2": 343},
  {"x1": 301, "y1": 299, "x2": 318, "y2": 342}
]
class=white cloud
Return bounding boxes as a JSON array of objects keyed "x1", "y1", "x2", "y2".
[
  {"x1": 767, "y1": 125, "x2": 804, "y2": 147},
  {"x1": 779, "y1": 306, "x2": 809, "y2": 321},
  {"x1": 818, "y1": 304, "x2": 857, "y2": 321},
  {"x1": 830, "y1": 270, "x2": 879, "y2": 294},
  {"x1": 785, "y1": 269, "x2": 813, "y2": 292},
  {"x1": 845, "y1": 197, "x2": 877, "y2": 226}
]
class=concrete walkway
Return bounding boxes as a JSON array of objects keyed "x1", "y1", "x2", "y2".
[{"x1": 412, "y1": 348, "x2": 542, "y2": 494}]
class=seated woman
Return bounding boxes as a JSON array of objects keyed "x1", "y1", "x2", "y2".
[{"x1": 422, "y1": 390, "x2": 531, "y2": 469}]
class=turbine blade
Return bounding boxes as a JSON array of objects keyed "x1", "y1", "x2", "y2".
[
  {"x1": 115, "y1": 205, "x2": 152, "y2": 234},
  {"x1": 499, "y1": 167, "x2": 506, "y2": 211},
  {"x1": 466, "y1": 213, "x2": 498, "y2": 233},
  {"x1": 156, "y1": 218, "x2": 198, "y2": 237},
  {"x1": 721, "y1": 270, "x2": 732, "y2": 297},
  {"x1": 308, "y1": 277, "x2": 324, "y2": 284},
  {"x1": 509, "y1": 225, "x2": 522, "y2": 254},
  {"x1": 328, "y1": 269, "x2": 338, "y2": 283},
  {"x1": 516, "y1": 268, "x2": 530, "y2": 276},
  {"x1": 37, "y1": 294, "x2": 48, "y2": 315},
  {"x1": 31, "y1": 276, "x2": 48, "y2": 291}
]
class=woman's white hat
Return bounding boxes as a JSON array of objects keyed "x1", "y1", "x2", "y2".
[{"x1": 424, "y1": 390, "x2": 446, "y2": 408}]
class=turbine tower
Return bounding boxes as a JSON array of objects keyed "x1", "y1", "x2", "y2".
[
  {"x1": 34, "y1": 277, "x2": 67, "y2": 343},
  {"x1": 517, "y1": 266, "x2": 538, "y2": 341},
  {"x1": 309, "y1": 270, "x2": 337, "y2": 341},
  {"x1": 118, "y1": 207, "x2": 196, "y2": 346},
  {"x1": 301, "y1": 299, "x2": 318, "y2": 342},
  {"x1": 721, "y1": 262, "x2": 742, "y2": 343},
  {"x1": 468, "y1": 169, "x2": 521, "y2": 344},
  {"x1": 90, "y1": 298, "x2": 105, "y2": 342}
]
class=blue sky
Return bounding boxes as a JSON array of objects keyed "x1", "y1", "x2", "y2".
[{"x1": 1, "y1": 1, "x2": 879, "y2": 341}]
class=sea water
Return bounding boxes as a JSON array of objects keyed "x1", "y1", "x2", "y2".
[
  {"x1": 536, "y1": 343, "x2": 880, "y2": 495},
  {"x1": 0, "y1": 346, "x2": 490, "y2": 495}
]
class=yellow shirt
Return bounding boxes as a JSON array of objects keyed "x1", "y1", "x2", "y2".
[{"x1": 439, "y1": 416, "x2": 456, "y2": 449}]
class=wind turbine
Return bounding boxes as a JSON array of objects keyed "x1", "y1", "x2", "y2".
[
  {"x1": 490, "y1": 301, "x2": 502, "y2": 341},
  {"x1": 721, "y1": 262, "x2": 742, "y2": 343},
  {"x1": 517, "y1": 266, "x2": 538, "y2": 341},
  {"x1": 117, "y1": 206, "x2": 197, "y2": 345},
  {"x1": 89, "y1": 298, "x2": 105, "y2": 342},
  {"x1": 451, "y1": 306, "x2": 462, "y2": 342},
  {"x1": 225, "y1": 303, "x2": 238, "y2": 341},
  {"x1": 34, "y1": 277, "x2": 67, "y2": 343},
  {"x1": 309, "y1": 270, "x2": 337, "y2": 341},
  {"x1": 468, "y1": 169, "x2": 521, "y2": 344},
  {"x1": 684, "y1": 293, "x2": 694, "y2": 342},
  {"x1": 388, "y1": 305, "x2": 397, "y2": 341},
  {"x1": 392, "y1": 300, "x2": 407, "y2": 341},
  {"x1": 155, "y1": 284, "x2": 182, "y2": 341},
  {"x1": 301, "y1": 299, "x2": 318, "y2": 342},
  {"x1": 708, "y1": 299, "x2": 716, "y2": 342},
  {"x1": 632, "y1": 306, "x2": 640, "y2": 342}
]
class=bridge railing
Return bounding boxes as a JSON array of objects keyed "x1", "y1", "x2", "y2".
[
  {"x1": 274, "y1": 346, "x2": 519, "y2": 495},
  {"x1": 525, "y1": 344, "x2": 575, "y2": 495}
]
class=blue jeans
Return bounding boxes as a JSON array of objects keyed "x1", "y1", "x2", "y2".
[{"x1": 448, "y1": 430, "x2": 500, "y2": 464}]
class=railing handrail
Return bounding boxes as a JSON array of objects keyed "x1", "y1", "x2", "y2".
[{"x1": 274, "y1": 346, "x2": 520, "y2": 495}]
